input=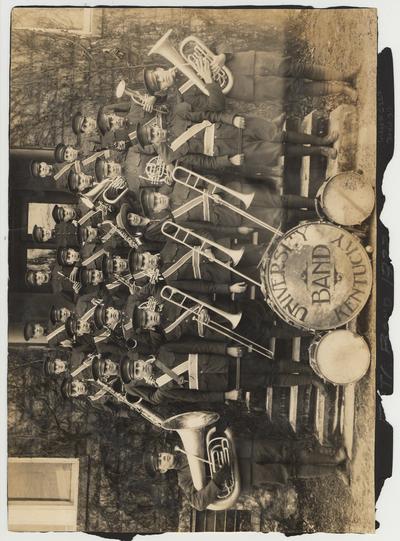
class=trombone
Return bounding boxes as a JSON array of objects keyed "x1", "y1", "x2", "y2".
[
  {"x1": 160, "y1": 285, "x2": 273, "y2": 359},
  {"x1": 172, "y1": 166, "x2": 284, "y2": 237},
  {"x1": 161, "y1": 220, "x2": 262, "y2": 288}
]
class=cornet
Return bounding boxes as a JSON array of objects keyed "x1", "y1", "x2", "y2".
[
  {"x1": 101, "y1": 220, "x2": 142, "y2": 249},
  {"x1": 115, "y1": 79, "x2": 168, "y2": 114}
]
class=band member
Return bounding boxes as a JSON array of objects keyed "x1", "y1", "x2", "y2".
[
  {"x1": 49, "y1": 305, "x2": 72, "y2": 326},
  {"x1": 32, "y1": 222, "x2": 80, "y2": 247},
  {"x1": 44, "y1": 350, "x2": 98, "y2": 378},
  {"x1": 29, "y1": 160, "x2": 71, "y2": 189},
  {"x1": 60, "y1": 376, "x2": 126, "y2": 416},
  {"x1": 54, "y1": 143, "x2": 81, "y2": 163},
  {"x1": 52, "y1": 205, "x2": 81, "y2": 224},
  {"x1": 23, "y1": 321, "x2": 71, "y2": 348},
  {"x1": 116, "y1": 203, "x2": 165, "y2": 252},
  {"x1": 118, "y1": 340, "x2": 328, "y2": 406},
  {"x1": 144, "y1": 51, "x2": 357, "y2": 103},
  {"x1": 138, "y1": 182, "x2": 316, "y2": 244},
  {"x1": 144, "y1": 435, "x2": 350, "y2": 510},
  {"x1": 142, "y1": 56, "x2": 226, "y2": 112},
  {"x1": 43, "y1": 357, "x2": 69, "y2": 377},
  {"x1": 25, "y1": 267, "x2": 79, "y2": 304},
  {"x1": 135, "y1": 104, "x2": 338, "y2": 182}
]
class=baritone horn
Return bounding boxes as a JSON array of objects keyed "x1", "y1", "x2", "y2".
[
  {"x1": 148, "y1": 29, "x2": 210, "y2": 97},
  {"x1": 179, "y1": 35, "x2": 234, "y2": 94},
  {"x1": 115, "y1": 80, "x2": 168, "y2": 114}
]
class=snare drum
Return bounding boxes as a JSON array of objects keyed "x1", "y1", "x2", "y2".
[
  {"x1": 316, "y1": 171, "x2": 375, "y2": 226},
  {"x1": 260, "y1": 222, "x2": 373, "y2": 331},
  {"x1": 309, "y1": 330, "x2": 370, "y2": 384}
]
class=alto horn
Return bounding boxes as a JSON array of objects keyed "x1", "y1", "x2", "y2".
[
  {"x1": 148, "y1": 29, "x2": 210, "y2": 97},
  {"x1": 102, "y1": 176, "x2": 129, "y2": 205},
  {"x1": 161, "y1": 285, "x2": 242, "y2": 329},
  {"x1": 139, "y1": 155, "x2": 172, "y2": 186},
  {"x1": 115, "y1": 79, "x2": 167, "y2": 114}
]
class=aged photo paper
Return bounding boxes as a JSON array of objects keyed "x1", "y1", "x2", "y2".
[{"x1": 6, "y1": 4, "x2": 385, "y2": 537}]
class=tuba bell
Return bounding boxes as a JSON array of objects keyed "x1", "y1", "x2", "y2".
[
  {"x1": 148, "y1": 29, "x2": 210, "y2": 96},
  {"x1": 162, "y1": 411, "x2": 241, "y2": 511}
]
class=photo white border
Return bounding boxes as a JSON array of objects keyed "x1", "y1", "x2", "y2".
[{"x1": 1, "y1": 1, "x2": 398, "y2": 540}]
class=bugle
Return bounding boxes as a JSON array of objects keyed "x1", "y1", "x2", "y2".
[
  {"x1": 161, "y1": 285, "x2": 273, "y2": 359},
  {"x1": 161, "y1": 220, "x2": 262, "y2": 288},
  {"x1": 172, "y1": 166, "x2": 283, "y2": 236},
  {"x1": 115, "y1": 79, "x2": 168, "y2": 114},
  {"x1": 179, "y1": 35, "x2": 234, "y2": 94},
  {"x1": 148, "y1": 29, "x2": 210, "y2": 97}
]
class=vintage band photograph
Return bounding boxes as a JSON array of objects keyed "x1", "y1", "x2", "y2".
[{"x1": 7, "y1": 4, "x2": 382, "y2": 537}]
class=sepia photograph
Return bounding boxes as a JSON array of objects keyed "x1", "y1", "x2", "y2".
[{"x1": 6, "y1": 4, "x2": 382, "y2": 537}]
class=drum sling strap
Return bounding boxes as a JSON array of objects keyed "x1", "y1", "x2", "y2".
[
  {"x1": 156, "y1": 354, "x2": 199, "y2": 388},
  {"x1": 71, "y1": 356, "x2": 95, "y2": 378},
  {"x1": 46, "y1": 324, "x2": 66, "y2": 343}
]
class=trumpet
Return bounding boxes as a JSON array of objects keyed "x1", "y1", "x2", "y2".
[
  {"x1": 102, "y1": 220, "x2": 142, "y2": 249},
  {"x1": 139, "y1": 156, "x2": 172, "y2": 186},
  {"x1": 172, "y1": 166, "x2": 283, "y2": 236},
  {"x1": 161, "y1": 285, "x2": 273, "y2": 359},
  {"x1": 102, "y1": 176, "x2": 129, "y2": 205},
  {"x1": 161, "y1": 221, "x2": 262, "y2": 288},
  {"x1": 179, "y1": 35, "x2": 234, "y2": 94},
  {"x1": 148, "y1": 29, "x2": 210, "y2": 97},
  {"x1": 115, "y1": 79, "x2": 168, "y2": 114}
]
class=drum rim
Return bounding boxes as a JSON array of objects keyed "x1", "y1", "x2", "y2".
[
  {"x1": 319, "y1": 171, "x2": 375, "y2": 226},
  {"x1": 309, "y1": 329, "x2": 371, "y2": 384},
  {"x1": 262, "y1": 221, "x2": 373, "y2": 331}
]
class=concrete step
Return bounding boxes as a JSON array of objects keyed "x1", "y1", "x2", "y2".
[
  {"x1": 325, "y1": 104, "x2": 358, "y2": 179},
  {"x1": 300, "y1": 110, "x2": 329, "y2": 198}
]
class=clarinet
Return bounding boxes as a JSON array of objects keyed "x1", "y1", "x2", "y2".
[{"x1": 93, "y1": 379, "x2": 165, "y2": 427}]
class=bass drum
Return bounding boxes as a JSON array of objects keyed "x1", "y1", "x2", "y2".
[
  {"x1": 309, "y1": 330, "x2": 370, "y2": 384},
  {"x1": 260, "y1": 222, "x2": 373, "y2": 331},
  {"x1": 316, "y1": 171, "x2": 375, "y2": 226}
]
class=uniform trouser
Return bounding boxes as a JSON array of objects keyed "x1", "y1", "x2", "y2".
[
  {"x1": 234, "y1": 357, "x2": 317, "y2": 390},
  {"x1": 236, "y1": 436, "x2": 344, "y2": 486},
  {"x1": 253, "y1": 52, "x2": 351, "y2": 81}
]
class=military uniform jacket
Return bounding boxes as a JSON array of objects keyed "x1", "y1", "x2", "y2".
[
  {"x1": 155, "y1": 103, "x2": 282, "y2": 177},
  {"x1": 176, "y1": 454, "x2": 220, "y2": 511},
  {"x1": 54, "y1": 222, "x2": 80, "y2": 248},
  {"x1": 162, "y1": 79, "x2": 225, "y2": 112},
  {"x1": 159, "y1": 240, "x2": 231, "y2": 296}
]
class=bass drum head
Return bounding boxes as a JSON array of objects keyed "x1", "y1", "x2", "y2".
[
  {"x1": 320, "y1": 172, "x2": 375, "y2": 226},
  {"x1": 309, "y1": 330, "x2": 370, "y2": 384},
  {"x1": 261, "y1": 222, "x2": 373, "y2": 330}
]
